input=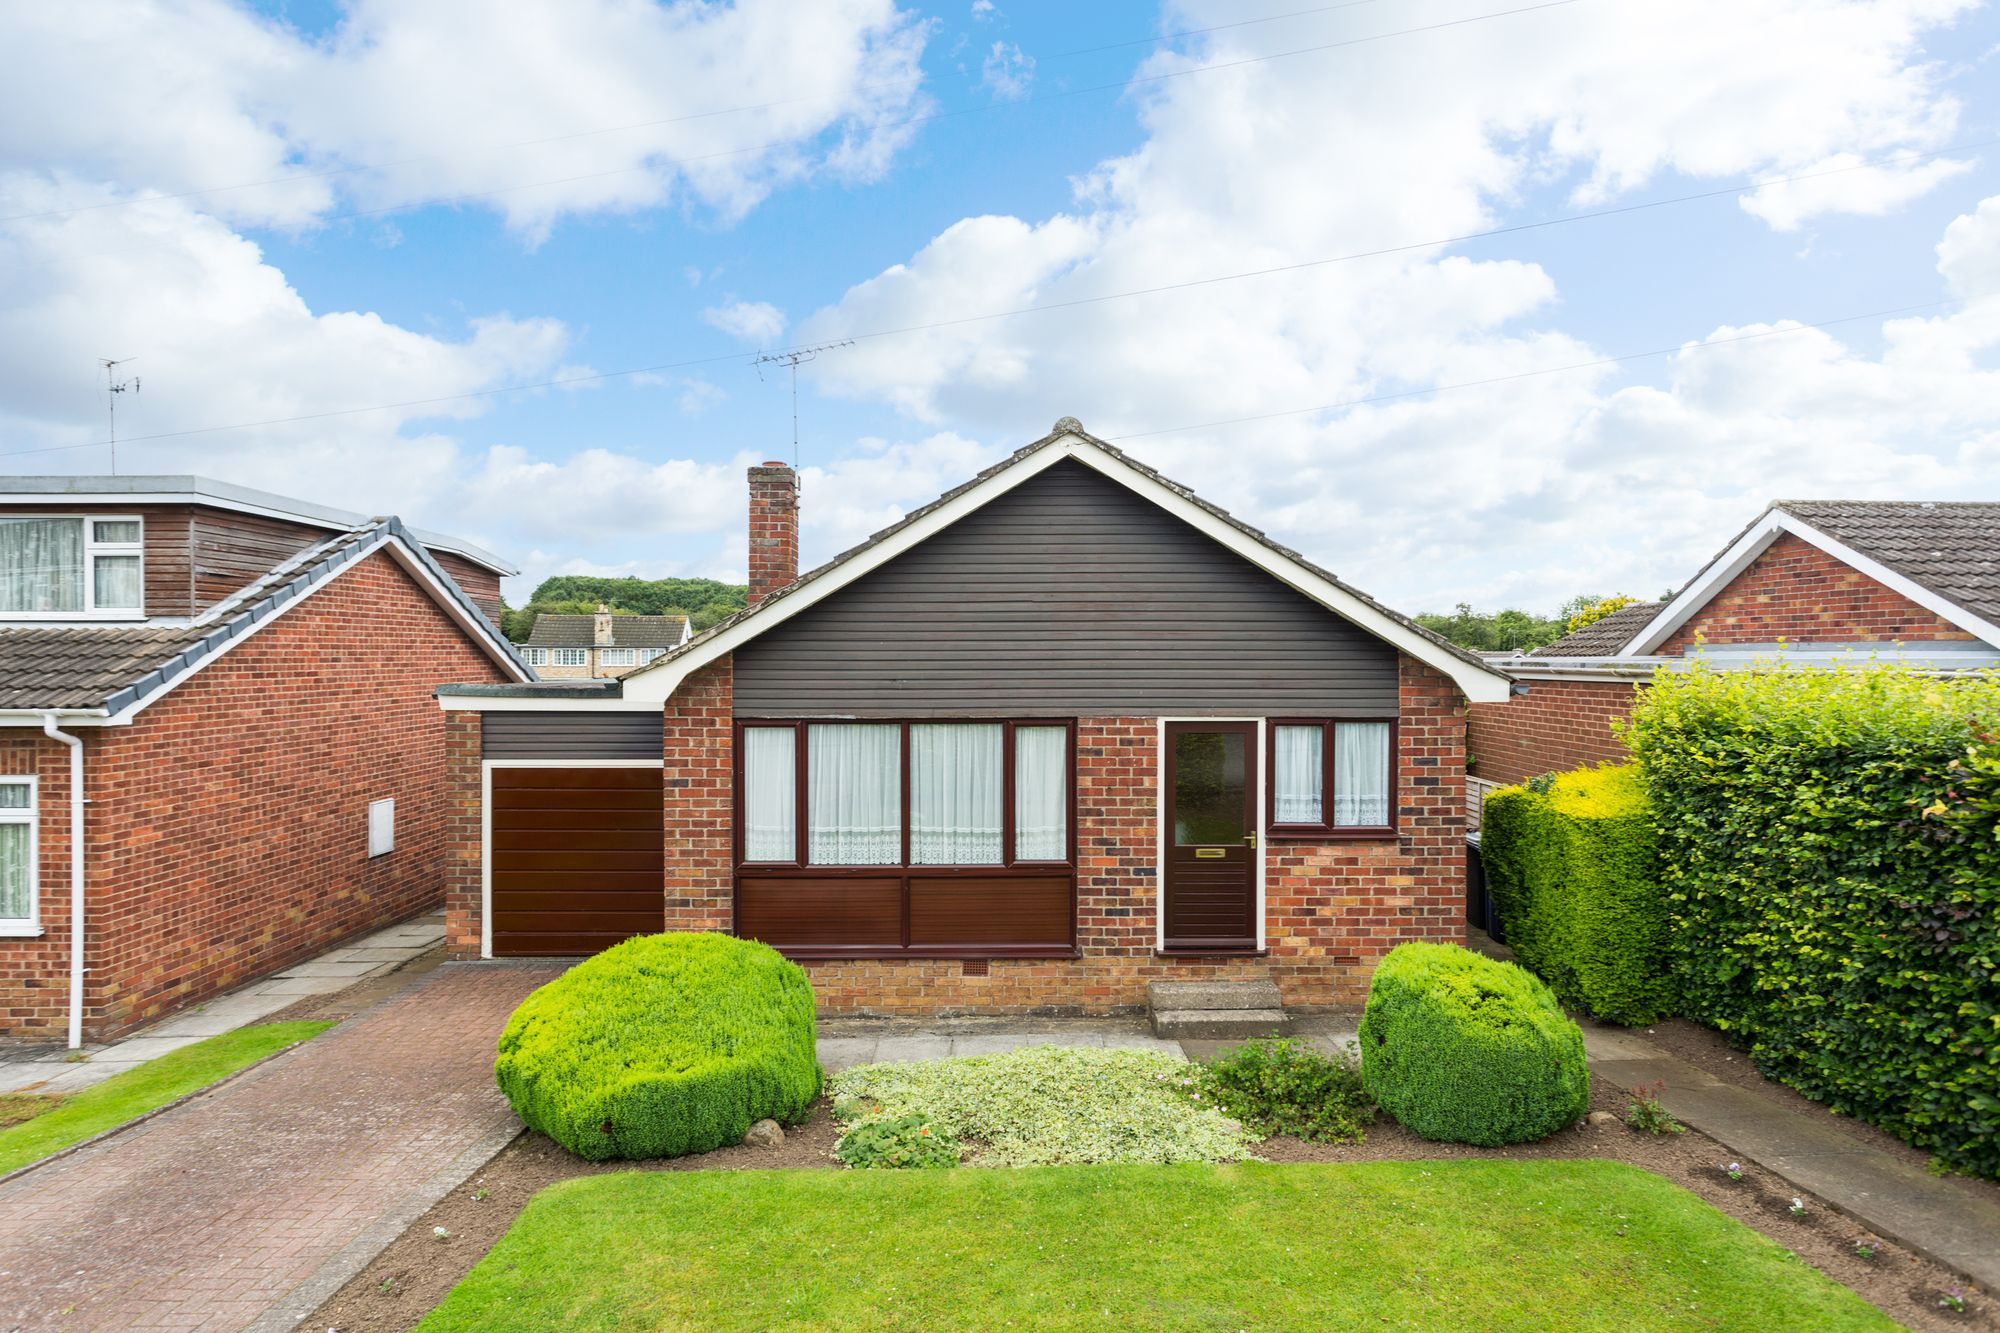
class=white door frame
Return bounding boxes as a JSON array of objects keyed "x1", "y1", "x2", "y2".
[
  {"x1": 1154, "y1": 717, "x2": 1267, "y2": 953},
  {"x1": 479, "y1": 758, "x2": 665, "y2": 961}
]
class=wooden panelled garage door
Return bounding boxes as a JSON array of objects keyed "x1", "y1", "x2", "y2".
[{"x1": 489, "y1": 766, "x2": 663, "y2": 957}]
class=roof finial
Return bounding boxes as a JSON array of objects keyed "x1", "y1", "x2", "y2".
[{"x1": 1053, "y1": 415, "x2": 1083, "y2": 436}]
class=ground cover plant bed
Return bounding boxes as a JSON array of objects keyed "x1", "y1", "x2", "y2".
[
  {"x1": 0, "y1": 1020, "x2": 333, "y2": 1176},
  {"x1": 311, "y1": 1075, "x2": 1991, "y2": 1332},
  {"x1": 412, "y1": 1159, "x2": 1896, "y2": 1331}
]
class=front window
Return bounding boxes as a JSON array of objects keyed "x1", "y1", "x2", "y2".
[
  {"x1": 1269, "y1": 719, "x2": 1394, "y2": 834},
  {"x1": 741, "y1": 720, "x2": 1071, "y2": 867},
  {"x1": 600, "y1": 648, "x2": 638, "y2": 667},
  {"x1": 550, "y1": 648, "x2": 587, "y2": 667},
  {"x1": 520, "y1": 647, "x2": 549, "y2": 666},
  {"x1": 0, "y1": 515, "x2": 143, "y2": 616},
  {"x1": 0, "y1": 779, "x2": 36, "y2": 933}
]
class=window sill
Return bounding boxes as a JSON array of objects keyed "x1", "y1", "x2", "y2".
[
  {"x1": 1264, "y1": 829, "x2": 1401, "y2": 842},
  {"x1": 0, "y1": 612, "x2": 146, "y2": 624},
  {"x1": 1155, "y1": 947, "x2": 1267, "y2": 959},
  {"x1": 0, "y1": 925, "x2": 45, "y2": 938}
]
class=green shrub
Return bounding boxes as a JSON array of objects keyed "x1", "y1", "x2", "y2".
[
  {"x1": 1625, "y1": 663, "x2": 2000, "y2": 1178},
  {"x1": 828, "y1": 1045, "x2": 1254, "y2": 1166},
  {"x1": 1482, "y1": 763, "x2": 1671, "y2": 1024},
  {"x1": 1359, "y1": 942, "x2": 1589, "y2": 1145},
  {"x1": 833, "y1": 1111, "x2": 961, "y2": 1169},
  {"x1": 1197, "y1": 1037, "x2": 1375, "y2": 1143},
  {"x1": 494, "y1": 932, "x2": 820, "y2": 1161}
]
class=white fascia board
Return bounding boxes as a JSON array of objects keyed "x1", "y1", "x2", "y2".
[
  {"x1": 436, "y1": 694, "x2": 659, "y2": 712},
  {"x1": 624, "y1": 435, "x2": 1514, "y2": 704},
  {"x1": 1625, "y1": 511, "x2": 2000, "y2": 654},
  {"x1": 0, "y1": 710, "x2": 115, "y2": 728}
]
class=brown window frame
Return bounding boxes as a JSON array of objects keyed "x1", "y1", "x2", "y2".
[
  {"x1": 733, "y1": 718, "x2": 1078, "y2": 871},
  {"x1": 1265, "y1": 717, "x2": 1399, "y2": 840}
]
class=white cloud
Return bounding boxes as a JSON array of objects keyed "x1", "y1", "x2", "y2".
[
  {"x1": 981, "y1": 42, "x2": 1035, "y2": 100},
  {"x1": 702, "y1": 300, "x2": 789, "y2": 345},
  {"x1": 795, "y1": 0, "x2": 1990, "y2": 611},
  {"x1": 0, "y1": 0, "x2": 933, "y2": 236}
]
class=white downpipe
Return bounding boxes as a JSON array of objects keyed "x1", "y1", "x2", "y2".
[{"x1": 41, "y1": 714, "x2": 85, "y2": 1049}]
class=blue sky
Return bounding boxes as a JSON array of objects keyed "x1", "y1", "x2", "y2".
[{"x1": 5, "y1": 0, "x2": 2000, "y2": 613}]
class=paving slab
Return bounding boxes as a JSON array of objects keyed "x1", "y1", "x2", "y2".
[
  {"x1": 140, "y1": 994, "x2": 300, "y2": 1039},
  {"x1": 0, "y1": 963, "x2": 556, "y2": 1332},
  {"x1": 253, "y1": 975, "x2": 360, "y2": 997},
  {"x1": 272, "y1": 960, "x2": 381, "y2": 979}
]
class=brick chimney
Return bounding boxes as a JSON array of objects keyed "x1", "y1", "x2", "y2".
[
  {"x1": 593, "y1": 602, "x2": 614, "y2": 646},
  {"x1": 747, "y1": 461, "x2": 799, "y2": 607}
]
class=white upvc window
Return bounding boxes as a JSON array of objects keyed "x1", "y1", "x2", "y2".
[
  {"x1": 520, "y1": 647, "x2": 549, "y2": 666},
  {"x1": 0, "y1": 777, "x2": 38, "y2": 935},
  {"x1": 0, "y1": 515, "x2": 144, "y2": 619},
  {"x1": 600, "y1": 648, "x2": 638, "y2": 667},
  {"x1": 550, "y1": 648, "x2": 588, "y2": 667}
]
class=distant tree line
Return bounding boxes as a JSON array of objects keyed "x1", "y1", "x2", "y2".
[
  {"x1": 1414, "y1": 593, "x2": 1652, "y2": 653},
  {"x1": 501, "y1": 576, "x2": 748, "y2": 642}
]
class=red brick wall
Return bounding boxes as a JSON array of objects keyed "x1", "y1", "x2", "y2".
[
  {"x1": 1466, "y1": 679, "x2": 1641, "y2": 786},
  {"x1": 442, "y1": 709, "x2": 483, "y2": 960},
  {"x1": 0, "y1": 548, "x2": 509, "y2": 1043},
  {"x1": 662, "y1": 658, "x2": 734, "y2": 932},
  {"x1": 746, "y1": 465, "x2": 799, "y2": 608},
  {"x1": 1659, "y1": 533, "x2": 1971, "y2": 654},
  {"x1": 0, "y1": 734, "x2": 75, "y2": 1041}
]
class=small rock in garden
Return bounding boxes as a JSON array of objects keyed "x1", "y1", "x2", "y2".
[
  {"x1": 1587, "y1": 1110, "x2": 1619, "y2": 1127},
  {"x1": 743, "y1": 1118, "x2": 785, "y2": 1148}
]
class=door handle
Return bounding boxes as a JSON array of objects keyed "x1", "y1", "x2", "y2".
[{"x1": 1245, "y1": 832, "x2": 1257, "y2": 848}]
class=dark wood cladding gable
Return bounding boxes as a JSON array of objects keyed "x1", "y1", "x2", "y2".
[
  {"x1": 189, "y1": 508, "x2": 328, "y2": 609},
  {"x1": 430, "y1": 551, "x2": 504, "y2": 626},
  {"x1": 732, "y1": 459, "x2": 1398, "y2": 716}
]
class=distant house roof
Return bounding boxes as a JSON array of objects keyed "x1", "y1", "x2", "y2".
[
  {"x1": 613, "y1": 419, "x2": 1513, "y2": 705},
  {"x1": 1624, "y1": 499, "x2": 2000, "y2": 655},
  {"x1": 0, "y1": 518, "x2": 531, "y2": 721},
  {"x1": 1530, "y1": 601, "x2": 1666, "y2": 657},
  {"x1": 0, "y1": 474, "x2": 516, "y2": 575},
  {"x1": 525, "y1": 613, "x2": 689, "y2": 649}
]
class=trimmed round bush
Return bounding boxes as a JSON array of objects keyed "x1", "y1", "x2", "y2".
[
  {"x1": 495, "y1": 932, "x2": 820, "y2": 1161},
  {"x1": 1359, "y1": 941, "x2": 1589, "y2": 1146}
]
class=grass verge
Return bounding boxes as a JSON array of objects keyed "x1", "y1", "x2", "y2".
[
  {"x1": 417, "y1": 1159, "x2": 1898, "y2": 1331},
  {"x1": 0, "y1": 1020, "x2": 333, "y2": 1175}
]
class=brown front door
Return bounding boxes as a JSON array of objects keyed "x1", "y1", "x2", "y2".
[{"x1": 1163, "y1": 721, "x2": 1258, "y2": 952}]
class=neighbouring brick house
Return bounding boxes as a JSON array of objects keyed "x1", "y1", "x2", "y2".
[
  {"x1": 521, "y1": 606, "x2": 690, "y2": 679},
  {"x1": 438, "y1": 420, "x2": 1512, "y2": 1013},
  {"x1": 0, "y1": 477, "x2": 529, "y2": 1045},
  {"x1": 1467, "y1": 500, "x2": 2000, "y2": 787}
]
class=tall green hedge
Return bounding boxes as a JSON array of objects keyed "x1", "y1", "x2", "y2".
[
  {"x1": 495, "y1": 932, "x2": 821, "y2": 1161},
  {"x1": 1482, "y1": 764, "x2": 1670, "y2": 1025},
  {"x1": 1625, "y1": 664, "x2": 2000, "y2": 1178}
]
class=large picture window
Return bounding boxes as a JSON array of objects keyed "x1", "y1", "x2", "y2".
[
  {"x1": 738, "y1": 719, "x2": 1073, "y2": 867},
  {"x1": 1268, "y1": 719, "x2": 1395, "y2": 835},
  {"x1": 0, "y1": 778, "x2": 36, "y2": 935},
  {"x1": 0, "y1": 515, "x2": 143, "y2": 617}
]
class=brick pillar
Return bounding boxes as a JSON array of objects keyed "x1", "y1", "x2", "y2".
[
  {"x1": 746, "y1": 462, "x2": 798, "y2": 607},
  {"x1": 443, "y1": 708, "x2": 484, "y2": 959},
  {"x1": 663, "y1": 656, "x2": 735, "y2": 931}
]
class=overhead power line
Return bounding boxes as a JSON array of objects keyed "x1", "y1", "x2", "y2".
[
  {"x1": 0, "y1": 135, "x2": 1972, "y2": 462},
  {"x1": 2, "y1": 0, "x2": 1588, "y2": 227}
]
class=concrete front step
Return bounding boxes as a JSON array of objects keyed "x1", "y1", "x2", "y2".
[
  {"x1": 1150, "y1": 1007, "x2": 1291, "y2": 1040},
  {"x1": 1147, "y1": 979, "x2": 1283, "y2": 1012}
]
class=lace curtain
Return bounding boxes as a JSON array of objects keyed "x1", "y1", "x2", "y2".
[
  {"x1": 0, "y1": 518, "x2": 83, "y2": 613},
  {"x1": 910, "y1": 724, "x2": 1003, "y2": 864},
  {"x1": 808, "y1": 723, "x2": 901, "y2": 865},
  {"x1": 742, "y1": 728, "x2": 796, "y2": 861},
  {"x1": 1334, "y1": 722, "x2": 1391, "y2": 827},
  {"x1": 1014, "y1": 726, "x2": 1067, "y2": 860},
  {"x1": 1272, "y1": 724, "x2": 1324, "y2": 824}
]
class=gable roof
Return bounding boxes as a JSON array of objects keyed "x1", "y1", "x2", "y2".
[
  {"x1": 0, "y1": 518, "x2": 531, "y2": 722},
  {"x1": 1530, "y1": 601, "x2": 1666, "y2": 657},
  {"x1": 0, "y1": 474, "x2": 516, "y2": 575},
  {"x1": 1623, "y1": 500, "x2": 2000, "y2": 655},
  {"x1": 525, "y1": 613, "x2": 689, "y2": 649},
  {"x1": 620, "y1": 419, "x2": 1513, "y2": 704}
]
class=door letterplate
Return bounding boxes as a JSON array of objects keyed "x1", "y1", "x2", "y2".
[{"x1": 1195, "y1": 848, "x2": 1226, "y2": 859}]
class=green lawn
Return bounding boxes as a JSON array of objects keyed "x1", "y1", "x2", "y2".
[
  {"x1": 0, "y1": 1020, "x2": 333, "y2": 1175},
  {"x1": 419, "y1": 1159, "x2": 1897, "y2": 1332}
]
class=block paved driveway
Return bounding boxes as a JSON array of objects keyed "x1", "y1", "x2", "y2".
[{"x1": 0, "y1": 963, "x2": 557, "y2": 1332}]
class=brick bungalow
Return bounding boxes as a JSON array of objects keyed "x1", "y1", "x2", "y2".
[
  {"x1": 438, "y1": 420, "x2": 1513, "y2": 1013},
  {"x1": 0, "y1": 477, "x2": 530, "y2": 1046},
  {"x1": 1468, "y1": 500, "x2": 2000, "y2": 786},
  {"x1": 521, "y1": 606, "x2": 690, "y2": 679}
]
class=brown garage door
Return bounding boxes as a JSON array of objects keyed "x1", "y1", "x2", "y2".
[{"x1": 490, "y1": 766, "x2": 663, "y2": 957}]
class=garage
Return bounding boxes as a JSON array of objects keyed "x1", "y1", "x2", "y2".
[{"x1": 488, "y1": 765, "x2": 664, "y2": 957}]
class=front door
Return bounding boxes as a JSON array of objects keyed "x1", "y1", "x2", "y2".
[{"x1": 1163, "y1": 721, "x2": 1258, "y2": 952}]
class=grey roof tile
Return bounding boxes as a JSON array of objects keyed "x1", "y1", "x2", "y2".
[
  {"x1": 1530, "y1": 601, "x2": 1666, "y2": 656},
  {"x1": 1777, "y1": 500, "x2": 2000, "y2": 624},
  {"x1": 525, "y1": 614, "x2": 687, "y2": 649}
]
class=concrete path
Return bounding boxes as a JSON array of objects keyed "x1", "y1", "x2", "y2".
[
  {"x1": 0, "y1": 961, "x2": 555, "y2": 1332},
  {"x1": 0, "y1": 914, "x2": 444, "y2": 1096},
  {"x1": 1583, "y1": 1024, "x2": 2000, "y2": 1295}
]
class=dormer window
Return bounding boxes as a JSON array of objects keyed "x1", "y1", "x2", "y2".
[{"x1": 0, "y1": 516, "x2": 143, "y2": 618}]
